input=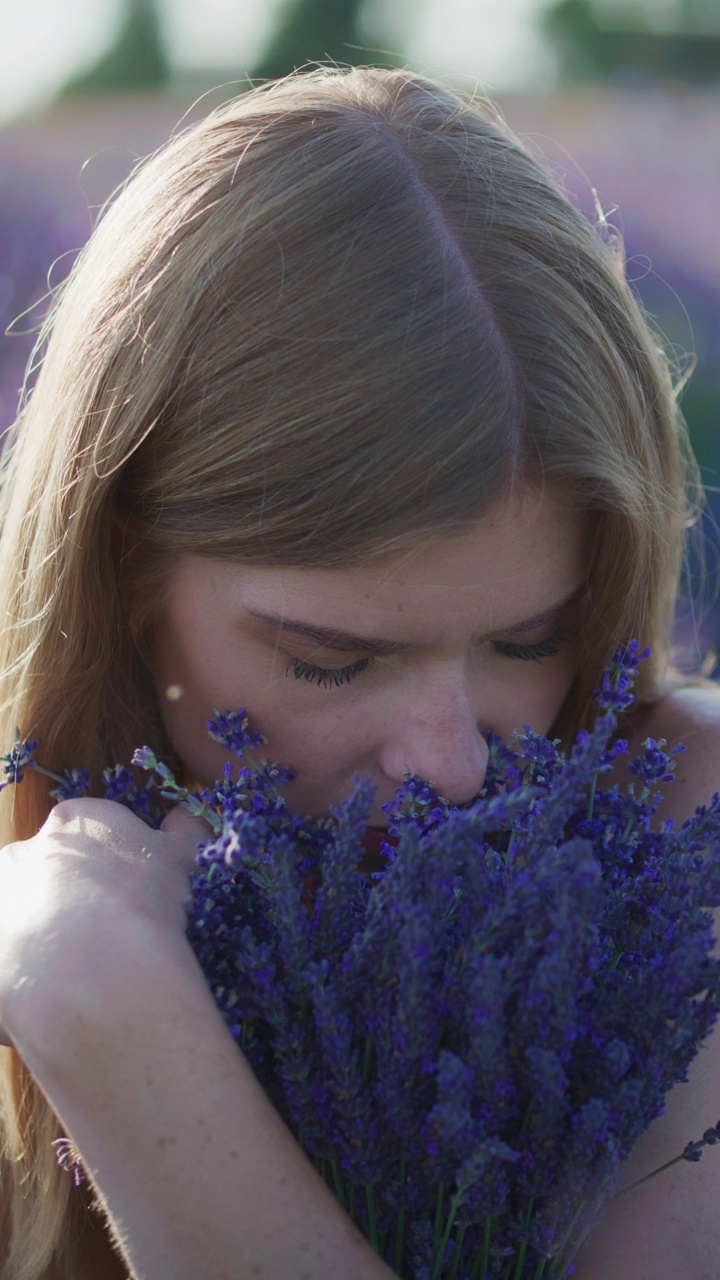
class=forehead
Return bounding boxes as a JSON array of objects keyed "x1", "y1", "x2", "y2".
[{"x1": 205, "y1": 489, "x2": 588, "y2": 640}]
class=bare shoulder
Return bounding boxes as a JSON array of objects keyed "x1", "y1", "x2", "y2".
[
  {"x1": 636, "y1": 680, "x2": 720, "y2": 743},
  {"x1": 628, "y1": 681, "x2": 720, "y2": 825},
  {"x1": 577, "y1": 679, "x2": 720, "y2": 1278}
]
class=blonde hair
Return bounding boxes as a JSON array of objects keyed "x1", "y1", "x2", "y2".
[{"x1": 0, "y1": 67, "x2": 696, "y2": 1276}]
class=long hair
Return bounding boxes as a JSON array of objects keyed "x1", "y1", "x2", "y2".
[{"x1": 0, "y1": 67, "x2": 696, "y2": 1277}]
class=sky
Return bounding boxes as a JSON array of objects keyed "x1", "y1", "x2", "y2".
[{"x1": 0, "y1": 0, "x2": 559, "y2": 125}]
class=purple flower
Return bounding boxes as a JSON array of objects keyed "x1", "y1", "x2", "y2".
[
  {"x1": 0, "y1": 734, "x2": 38, "y2": 787},
  {"x1": 594, "y1": 642, "x2": 651, "y2": 711},
  {"x1": 51, "y1": 1137, "x2": 85, "y2": 1186},
  {"x1": 628, "y1": 737, "x2": 685, "y2": 786},
  {"x1": 49, "y1": 768, "x2": 91, "y2": 801},
  {"x1": 683, "y1": 1122, "x2": 720, "y2": 1162},
  {"x1": 206, "y1": 708, "x2": 267, "y2": 755},
  {"x1": 179, "y1": 641, "x2": 720, "y2": 1274},
  {"x1": 102, "y1": 764, "x2": 163, "y2": 826}
]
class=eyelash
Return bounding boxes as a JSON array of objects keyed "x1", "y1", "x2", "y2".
[
  {"x1": 286, "y1": 657, "x2": 371, "y2": 688},
  {"x1": 494, "y1": 628, "x2": 568, "y2": 662},
  {"x1": 286, "y1": 628, "x2": 568, "y2": 688}
]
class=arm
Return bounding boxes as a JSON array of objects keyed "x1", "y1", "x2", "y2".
[
  {"x1": 1, "y1": 800, "x2": 397, "y2": 1280},
  {"x1": 576, "y1": 685, "x2": 720, "y2": 1279}
]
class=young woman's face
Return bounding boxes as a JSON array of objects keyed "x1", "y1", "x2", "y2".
[{"x1": 153, "y1": 490, "x2": 587, "y2": 824}]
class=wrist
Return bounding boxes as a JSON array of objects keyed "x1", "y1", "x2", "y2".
[
  {"x1": 9, "y1": 908, "x2": 199, "y2": 1079},
  {"x1": 11, "y1": 899, "x2": 399, "y2": 1280}
]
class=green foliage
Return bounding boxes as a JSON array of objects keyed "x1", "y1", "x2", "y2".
[
  {"x1": 252, "y1": 0, "x2": 404, "y2": 82},
  {"x1": 543, "y1": 0, "x2": 720, "y2": 84},
  {"x1": 62, "y1": 0, "x2": 168, "y2": 96}
]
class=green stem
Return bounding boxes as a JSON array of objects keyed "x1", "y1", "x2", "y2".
[
  {"x1": 614, "y1": 1151, "x2": 690, "y2": 1198},
  {"x1": 447, "y1": 1223, "x2": 468, "y2": 1280},
  {"x1": 428, "y1": 1182, "x2": 448, "y2": 1280},
  {"x1": 365, "y1": 1184, "x2": 379, "y2": 1251},
  {"x1": 394, "y1": 1150, "x2": 406, "y2": 1272},
  {"x1": 500, "y1": 1196, "x2": 534, "y2": 1280},
  {"x1": 556, "y1": 1197, "x2": 612, "y2": 1280},
  {"x1": 587, "y1": 771, "x2": 598, "y2": 820},
  {"x1": 549, "y1": 1198, "x2": 592, "y2": 1280},
  {"x1": 512, "y1": 1238, "x2": 529, "y2": 1280},
  {"x1": 470, "y1": 1216, "x2": 494, "y2": 1280},
  {"x1": 28, "y1": 761, "x2": 67, "y2": 786},
  {"x1": 554, "y1": 1228, "x2": 593, "y2": 1280},
  {"x1": 552, "y1": 1242, "x2": 581, "y2": 1280},
  {"x1": 430, "y1": 1190, "x2": 463, "y2": 1280},
  {"x1": 329, "y1": 1157, "x2": 346, "y2": 1211},
  {"x1": 433, "y1": 1181, "x2": 445, "y2": 1246}
]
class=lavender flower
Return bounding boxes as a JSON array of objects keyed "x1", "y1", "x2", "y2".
[
  {"x1": 0, "y1": 733, "x2": 38, "y2": 787},
  {"x1": 51, "y1": 1137, "x2": 85, "y2": 1186},
  {"x1": 0, "y1": 735, "x2": 91, "y2": 800},
  {"x1": 181, "y1": 646, "x2": 720, "y2": 1276},
  {"x1": 593, "y1": 641, "x2": 651, "y2": 711},
  {"x1": 102, "y1": 764, "x2": 163, "y2": 826},
  {"x1": 627, "y1": 737, "x2": 685, "y2": 785},
  {"x1": 206, "y1": 708, "x2": 267, "y2": 755},
  {"x1": 49, "y1": 768, "x2": 91, "y2": 801},
  {"x1": 683, "y1": 1122, "x2": 720, "y2": 1162}
]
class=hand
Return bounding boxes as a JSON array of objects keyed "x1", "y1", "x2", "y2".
[
  {"x1": 0, "y1": 803, "x2": 397, "y2": 1280},
  {"x1": 0, "y1": 798, "x2": 207, "y2": 1051}
]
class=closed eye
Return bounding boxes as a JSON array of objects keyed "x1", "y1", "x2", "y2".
[
  {"x1": 493, "y1": 628, "x2": 568, "y2": 662},
  {"x1": 286, "y1": 657, "x2": 371, "y2": 688}
]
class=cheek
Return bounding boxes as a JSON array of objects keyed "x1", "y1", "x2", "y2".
[
  {"x1": 539, "y1": 656, "x2": 580, "y2": 730},
  {"x1": 259, "y1": 701, "x2": 366, "y2": 772},
  {"x1": 152, "y1": 615, "x2": 228, "y2": 770},
  {"x1": 154, "y1": 600, "x2": 249, "y2": 721},
  {"x1": 494, "y1": 657, "x2": 579, "y2": 739}
]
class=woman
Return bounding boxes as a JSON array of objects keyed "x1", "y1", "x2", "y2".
[{"x1": 0, "y1": 67, "x2": 718, "y2": 1279}]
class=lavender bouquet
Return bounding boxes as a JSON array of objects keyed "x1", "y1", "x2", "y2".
[{"x1": 6, "y1": 643, "x2": 720, "y2": 1278}]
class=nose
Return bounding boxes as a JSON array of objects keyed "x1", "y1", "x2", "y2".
[{"x1": 378, "y1": 683, "x2": 489, "y2": 806}]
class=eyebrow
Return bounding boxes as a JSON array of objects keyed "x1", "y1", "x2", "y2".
[
  {"x1": 493, "y1": 588, "x2": 585, "y2": 638},
  {"x1": 250, "y1": 613, "x2": 408, "y2": 655},
  {"x1": 249, "y1": 587, "x2": 584, "y2": 655}
]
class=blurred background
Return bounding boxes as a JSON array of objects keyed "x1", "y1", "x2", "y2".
[{"x1": 1, "y1": 0, "x2": 719, "y2": 659}]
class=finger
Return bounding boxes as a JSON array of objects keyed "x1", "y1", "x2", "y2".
[{"x1": 160, "y1": 807, "x2": 213, "y2": 866}]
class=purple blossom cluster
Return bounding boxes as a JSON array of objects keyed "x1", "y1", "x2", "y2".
[
  {"x1": 177, "y1": 645, "x2": 720, "y2": 1278},
  {"x1": 0, "y1": 738, "x2": 94, "y2": 805},
  {"x1": 0, "y1": 732, "x2": 39, "y2": 785},
  {"x1": 6, "y1": 643, "x2": 720, "y2": 1277}
]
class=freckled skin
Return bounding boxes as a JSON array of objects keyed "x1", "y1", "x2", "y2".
[{"x1": 154, "y1": 490, "x2": 586, "y2": 825}]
